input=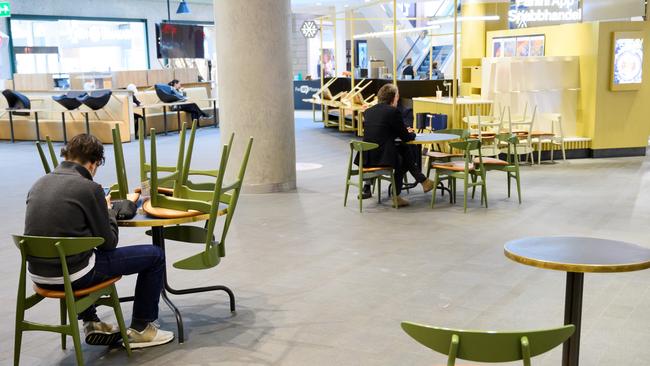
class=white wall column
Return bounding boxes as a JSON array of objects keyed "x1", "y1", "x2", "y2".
[{"x1": 214, "y1": 0, "x2": 296, "y2": 193}]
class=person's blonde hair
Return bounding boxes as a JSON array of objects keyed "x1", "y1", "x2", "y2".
[{"x1": 377, "y1": 84, "x2": 398, "y2": 105}]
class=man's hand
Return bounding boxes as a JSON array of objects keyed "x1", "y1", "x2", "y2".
[
  {"x1": 407, "y1": 127, "x2": 414, "y2": 133},
  {"x1": 105, "y1": 195, "x2": 113, "y2": 209}
]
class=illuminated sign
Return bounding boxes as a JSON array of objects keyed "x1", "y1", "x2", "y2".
[
  {"x1": 509, "y1": 0, "x2": 582, "y2": 29},
  {"x1": 0, "y1": 2, "x2": 9, "y2": 18}
]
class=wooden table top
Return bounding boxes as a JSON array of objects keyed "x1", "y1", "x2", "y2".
[
  {"x1": 117, "y1": 202, "x2": 226, "y2": 228},
  {"x1": 504, "y1": 236, "x2": 650, "y2": 273},
  {"x1": 413, "y1": 97, "x2": 493, "y2": 105},
  {"x1": 407, "y1": 133, "x2": 461, "y2": 145}
]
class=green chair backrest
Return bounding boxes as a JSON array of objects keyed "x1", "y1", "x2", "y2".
[
  {"x1": 13, "y1": 235, "x2": 105, "y2": 298},
  {"x1": 36, "y1": 136, "x2": 58, "y2": 174},
  {"x1": 496, "y1": 133, "x2": 521, "y2": 165},
  {"x1": 401, "y1": 322, "x2": 575, "y2": 365},
  {"x1": 179, "y1": 126, "x2": 235, "y2": 187},
  {"x1": 112, "y1": 128, "x2": 129, "y2": 199},
  {"x1": 450, "y1": 139, "x2": 483, "y2": 171},
  {"x1": 138, "y1": 119, "x2": 187, "y2": 186},
  {"x1": 349, "y1": 140, "x2": 378, "y2": 172}
]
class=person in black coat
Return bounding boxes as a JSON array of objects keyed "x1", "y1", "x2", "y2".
[
  {"x1": 357, "y1": 84, "x2": 434, "y2": 207},
  {"x1": 402, "y1": 58, "x2": 415, "y2": 80}
]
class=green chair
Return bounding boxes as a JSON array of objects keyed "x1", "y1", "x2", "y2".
[
  {"x1": 401, "y1": 322, "x2": 574, "y2": 366},
  {"x1": 474, "y1": 133, "x2": 522, "y2": 204},
  {"x1": 430, "y1": 139, "x2": 487, "y2": 213},
  {"x1": 424, "y1": 129, "x2": 469, "y2": 178},
  {"x1": 138, "y1": 119, "x2": 185, "y2": 193},
  {"x1": 157, "y1": 136, "x2": 254, "y2": 270},
  {"x1": 344, "y1": 141, "x2": 397, "y2": 212},
  {"x1": 13, "y1": 235, "x2": 131, "y2": 366},
  {"x1": 36, "y1": 136, "x2": 58, "y2": 174}
]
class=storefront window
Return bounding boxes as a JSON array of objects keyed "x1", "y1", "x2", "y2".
[{"x1": 10, "y1": 17, "x2": 148, "y2": 74}]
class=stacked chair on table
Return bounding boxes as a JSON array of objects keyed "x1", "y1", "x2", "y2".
[
  {"x1": 107, "y1": 127, "x2": 140, "y2": 203},
  {"x1": 141, "y1": 121, "x2": 254, "y2": 310}
]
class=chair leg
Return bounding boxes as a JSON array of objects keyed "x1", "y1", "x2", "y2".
[
  {"x1": 14, "y1": 311, "x2": 23, "y2": 366},
  {"x1": 390, "y1": 174, "x2": 398, "y2": 208},
  {"x1": 377, "y1": 178, "x2": 382, "y2": 204},
  {"x1": 60, "y1": 299, "x2": 67, "y2": 350},
  {"x1": 507, "y1": 172, "x2": 512, "y2": 198},
  {"x1": 343, "y1": 181, "x2": 350, "y2": 207},
  {"x1": 463, "y1": 177, "x2": 468, "y2": 213},
  {"x1": 482, "y1": 175, "x2": 488, "y2": 208},
  {"x1": 358, "y1": 175, "x2": 363, "y2": 213},
  {"x1": 516, "y1": 172, "x2": 522, "y2": 204},
  {"x1": 431, "y1": 170, "x2": 440, "y2": 208},
  {"x1": 68, "y1": 302, "x2": 84, "y2": 366},
  {"x1": 471, "y1": 174, "x2": 477, "y2": 199},
  {"x1": 561, "y1": 143, "x2": 567, "y2": 161},
  {"x1": 110, "y1": 286, "x2": 132, "y2": 356}
]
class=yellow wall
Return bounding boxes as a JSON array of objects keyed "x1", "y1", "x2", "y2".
[
  {"x1": 592, "y1": 21, "x2": 650, "y2": 150},
  {"x1": 486, "y1": 21, "x2": 650, "y2": 151}
]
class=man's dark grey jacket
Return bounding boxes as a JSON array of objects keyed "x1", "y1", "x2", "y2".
[{"x1": 24, "y1": 161, "x2": 118, "y2": 279}]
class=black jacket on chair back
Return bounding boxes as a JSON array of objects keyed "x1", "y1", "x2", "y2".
[{"x1": 357, "y1": 103, "x2": 416, "y2": 167}]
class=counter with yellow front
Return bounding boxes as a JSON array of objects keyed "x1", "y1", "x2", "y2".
[{"x1": 412, "y1": 97, "x2": 493, "y2": 130}]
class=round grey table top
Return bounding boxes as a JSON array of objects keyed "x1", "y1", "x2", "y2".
[
  {"x1": 408, "y1": 133, "x2": 461, "y2": 145},
  {"x1": 504, "y1": 236, "x2": 650, "y2": 273}
]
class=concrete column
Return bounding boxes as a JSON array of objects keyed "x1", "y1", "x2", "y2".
[{"x1": 214, "y1": 0, "x2": 297, "y2": 193}]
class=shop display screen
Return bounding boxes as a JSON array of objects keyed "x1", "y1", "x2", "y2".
[
  {"x1": 613, "y1": 38, "x2": 643, "y2": 85},
  {"x1": 156, "y1": 23, "x2": 205, "y2": 59},
  {"x1": 611, "y1": 32, "x2": 644, "y2": 91}
]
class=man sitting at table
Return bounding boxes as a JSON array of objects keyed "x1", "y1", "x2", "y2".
[
  {"x1": 24, "y1": 134, "x2": 174, "y2": 349},
  {"x1": 358, "y1": 84, "x2": 434, "y2": 207}
]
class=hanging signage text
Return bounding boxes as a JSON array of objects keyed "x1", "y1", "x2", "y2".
[{"x1": 509, "y1": 0, "x2": 582, "y2": 29}]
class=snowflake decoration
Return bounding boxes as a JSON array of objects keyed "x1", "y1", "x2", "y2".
[{"x1": 300, "y1": 20, "x2": 319, "y2": 39}]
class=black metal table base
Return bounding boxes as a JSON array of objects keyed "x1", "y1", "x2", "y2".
[
  {"x1": 563, "y1": 272, "x2": 584, "y2": 366},
  {"x1": 119, "y1": 226, "x2": 236, "y2": 344}
]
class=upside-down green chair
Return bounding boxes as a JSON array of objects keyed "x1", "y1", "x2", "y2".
[
  {"x1": 344, "y1": 140, "x2": 397, "y2": 212},
  {"x1": 13, "y1": 235, "x2": 131, "y2": 366},
  {"x1": 430, "y1": 139, "x2": 487, "y2": 213},
  {"x1": 401, "y1": 322, "x2": 574, "y2": 366},
  {"x1": 36, "y1": 136, "x2": 59, "y2": 174}
]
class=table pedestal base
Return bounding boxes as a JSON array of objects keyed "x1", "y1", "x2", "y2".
[{"x1": 563, "y1": 272, "x2": 584, "y2": 366}]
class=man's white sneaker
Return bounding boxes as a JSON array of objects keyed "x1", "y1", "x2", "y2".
[{"x1": 124, "y1": 322, "x2": 174, "y2": 349}]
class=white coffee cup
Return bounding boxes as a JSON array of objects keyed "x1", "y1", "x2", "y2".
[{"x1": 436, "y1": 90, "x2": 443, "y2": 99}]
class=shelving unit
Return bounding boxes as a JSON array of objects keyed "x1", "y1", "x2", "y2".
[{"x1": 461, "y1": 58, "x2": 482, "y2": 97}]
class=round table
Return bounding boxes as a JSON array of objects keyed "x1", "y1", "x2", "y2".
[
  {"x1": 117, "y1": 204, "x2": 228, "y2": 344},
  {"x1": 407, "y1": 133, "x2": 460, "y2": 145},
  {"x1": 504, "y1": 236, "x2": 650, "y2": 366}
]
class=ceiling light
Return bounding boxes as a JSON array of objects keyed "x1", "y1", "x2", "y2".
[
  {"x1": 354, "y1": 25, "x2": 441, "y2": 39},
  {"x1": 176, "y1": 0, "x2": 190, "y2": 14}
]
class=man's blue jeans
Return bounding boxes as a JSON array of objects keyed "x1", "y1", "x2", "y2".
[{"x1": 40, "y1": 245, "x2": 165, "y2": 324}]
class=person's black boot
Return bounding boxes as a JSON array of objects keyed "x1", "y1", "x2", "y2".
[{"x1": 360, "y1": 184, "x2": 372, "y2": 199}]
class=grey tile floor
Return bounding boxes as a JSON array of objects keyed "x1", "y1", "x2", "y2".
[{"x1": 1, "y1": 111, "x2": 650, "y2": 365}]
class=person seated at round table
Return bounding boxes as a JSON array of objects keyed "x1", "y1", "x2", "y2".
[
  {"x1": 168, "y1": 79, "x2": 212, "y2": 122},
  {"x1": 355, "y1": 84, "x2": 434, "y2": 207},
  {"x1": 24, "y1": 134, "x2": 174, "y2": 349}
]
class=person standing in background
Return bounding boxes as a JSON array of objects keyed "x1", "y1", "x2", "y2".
[{"x1": 402, "y1": 58, "x2": 415, "y2": 80}]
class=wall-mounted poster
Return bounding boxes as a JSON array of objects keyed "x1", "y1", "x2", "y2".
[
  {"x1": 493, "y1": 35, "x2": 545, "y2": 58},
  {"x1": 516, "y1": 38, "x2": 530, "y2": 57},
  {"x1": 611, "y1": 31, "x2": 644, "y2": 91},
  {"x1": 493, "y1": 40, "x2": 503, "y2": 57},
  {"x1": 503, "y1": 38, "x2": 516, "y2": 57},
  {"x1": 529, "y1": 35, "x2": 545, "y2": 56}
]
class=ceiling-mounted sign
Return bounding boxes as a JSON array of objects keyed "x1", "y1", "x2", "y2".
[
  {"x1": 509, "y1": 0, "x2": 582, "y2": 29},
  {"x1": 0, "y1": 2, "x2": 10, "y2": 18},
  {"x1": 300, "y1": 20, "x2": 319, "y2": 39}
]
